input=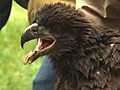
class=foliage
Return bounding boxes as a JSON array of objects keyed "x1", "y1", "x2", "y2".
[{"x1": 0, "y1": 1, "x2": 42, "y2": 90}]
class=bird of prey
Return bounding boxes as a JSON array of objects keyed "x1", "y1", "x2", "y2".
[{"x1": 21, "y1": 3, "x2": 120, "y2": 90}]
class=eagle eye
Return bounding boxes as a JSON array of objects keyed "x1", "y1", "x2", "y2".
[{"x1": 51, "y1": 24, "x2": 60, "y2": 33}]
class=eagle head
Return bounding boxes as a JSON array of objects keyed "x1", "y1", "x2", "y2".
[{"x1": 21, "y1": 2, "x2": 91, "y2": 65}]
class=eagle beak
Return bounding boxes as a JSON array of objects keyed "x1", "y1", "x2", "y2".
[
  {"x1": 21, "y1": 23, "x2": 38, "y2": 49},
  {"x1": 21, "y1": 23, "x2": 57, "y2": 65}
]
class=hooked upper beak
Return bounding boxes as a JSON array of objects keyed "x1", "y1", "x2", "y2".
[
  {"x1": 21, "y1": 23, "x2": 38, "y2": 48},
  {"x1": 20, "y1": 23, "x2": 57, "y2": 65}
]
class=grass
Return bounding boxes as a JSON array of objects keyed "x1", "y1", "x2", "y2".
[{"x1": 0, "y1": 1, "x2": 43, "y2": 90}]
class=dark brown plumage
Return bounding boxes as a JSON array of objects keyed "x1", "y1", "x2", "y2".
[{"x1": 21, "y1": 3, "x2": 120, "y2": 90}]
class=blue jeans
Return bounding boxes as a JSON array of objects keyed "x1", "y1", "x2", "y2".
[{"x1": 32, "y1": 56, "x2": 56, "y2": 90}]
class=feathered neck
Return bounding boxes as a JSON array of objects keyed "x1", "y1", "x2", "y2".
[
  {"x1": 49, "y1": 26, "x2": 120, "y2": 79},
  {"x1": 49, "y1": 26, "x2": 102, "y2": 78}
]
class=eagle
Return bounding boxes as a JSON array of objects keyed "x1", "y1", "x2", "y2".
[{"x1": 21, "y1": 3, "x2": 120, "y2": 90}]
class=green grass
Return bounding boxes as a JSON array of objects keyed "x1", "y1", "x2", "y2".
[{"x1": 0, "y1": 1, "x2": 42, "y2": 90}]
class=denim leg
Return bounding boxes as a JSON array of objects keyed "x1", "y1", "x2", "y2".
[{"x1": 32, "y1": 56, "x2": 56, "y2": 90}]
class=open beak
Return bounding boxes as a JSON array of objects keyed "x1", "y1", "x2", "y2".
[
  {"x1": 21, "y1": 23, "x2": 56, "y2": 65},
  {"x1": 21, "y1": 23, "x2": 39, "y2": 48}
]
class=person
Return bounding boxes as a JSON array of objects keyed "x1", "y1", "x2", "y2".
[{"x1": 1, "y1": 0, "x2": 120, "y2": 90}]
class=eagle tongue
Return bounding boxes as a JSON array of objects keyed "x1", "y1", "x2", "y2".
[
  {"x1": 23, "y1": 38, "x2": 42, "y2": 65},
  {"x1": 24, "y1": 51, "x2": 36, "y2": 65}
]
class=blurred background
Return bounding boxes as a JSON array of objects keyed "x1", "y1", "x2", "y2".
[{"x1": 0, "y1": 1, "x2": 43, "y2": 90}]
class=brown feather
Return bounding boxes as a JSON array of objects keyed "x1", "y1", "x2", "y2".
[{"x1": 32, "y1": 3, "x2": 120, "y2": 90}]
